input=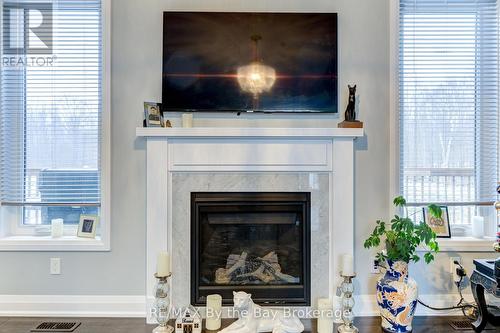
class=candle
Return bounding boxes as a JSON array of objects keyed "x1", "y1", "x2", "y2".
[
  {"x1": 317, "y1": 298, "x2": 334, "y2": 333},
  {"x1": 51, "y1": 219, "x2": 64, "y2": 238},
  {"x1": 342, "y1": 254, "x2": 354, "y2": 276},
  {"x1": 472, "y1": 216, "x2": 485, "y2": 239},
  {"x1": 206, "y1": 294, "x2": 222, "y2": 330},
  {"x1": 182, "y1": 113, "x2": 193, "y2": 128},
  {"x1": 156, "y1": 251, "x2": 170, "y2": 277}
]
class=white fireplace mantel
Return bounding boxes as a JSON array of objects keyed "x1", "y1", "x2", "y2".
[
  {"x1": 136, "y1": 127, "x2": 363, "y2": 138},
  {"x1": 137, "y1": 127, "x2": 363, "y2": 320}
]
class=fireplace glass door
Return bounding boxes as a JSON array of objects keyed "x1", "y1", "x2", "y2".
[{"x1": 191, "y1": 192, "x2": 311, "y2": 306}]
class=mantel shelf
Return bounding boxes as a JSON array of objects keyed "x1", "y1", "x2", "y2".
[{"x1": 136, "y1": 127, "x2": 364, "y2": 138}]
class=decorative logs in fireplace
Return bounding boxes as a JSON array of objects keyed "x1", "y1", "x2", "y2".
[
  {"x1": 191, "y1": 192, "x2": 311, "y2": 306},
  {"x1": 214, "y1": 251, "x2": 300, "y2": 285}
]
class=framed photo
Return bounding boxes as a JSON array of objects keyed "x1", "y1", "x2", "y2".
[
  {"x1": 422, "y1": 206, "x2": 451, "y2": 238},
  {"x1": 144, "y1": 102, "x2": 161, "y2": 127},
  {"x1": 77, "y1": 215, "x2": 99, "y2": 238}
]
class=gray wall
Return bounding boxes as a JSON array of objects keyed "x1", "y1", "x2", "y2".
[{"x1": 0, "y1": 0, "x2": 495, "y2": 299}]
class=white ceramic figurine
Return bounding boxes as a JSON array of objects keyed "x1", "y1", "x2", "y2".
[{"x1": 218, "y1": 291, "x2": 304, "y2": 333}]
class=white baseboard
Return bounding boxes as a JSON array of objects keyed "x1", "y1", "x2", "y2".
[
  {"x1": 355, "y1": 293, "x2": 475, "y2": 317},
  {"x1": 0, "y1": 293, "x2": 479, "y2": 319},
  {"x1": 0, "y1": 295, "x2": 146, "y2": 317}
]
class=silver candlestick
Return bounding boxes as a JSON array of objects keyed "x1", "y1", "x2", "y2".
[
  {"x1": 337, "y1": 273, "x2": 358, "y2": 333},
  {"x1": 153, "y1": 273, "x2": 174, "y2": 333}
]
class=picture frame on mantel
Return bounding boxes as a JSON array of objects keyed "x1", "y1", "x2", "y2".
[{"x1": 143, "y1": 102, "x2": 162, "y2": 127}]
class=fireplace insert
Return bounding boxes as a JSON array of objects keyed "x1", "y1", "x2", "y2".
[{"x1": 191, "y1": 192, "x2": 311, "y2": 306}]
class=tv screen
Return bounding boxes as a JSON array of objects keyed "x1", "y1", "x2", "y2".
[{"x1": 162, "y1": 12, "x2": 338, "y2": 113}]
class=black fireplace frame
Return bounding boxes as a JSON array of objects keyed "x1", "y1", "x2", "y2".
[{"x1": 190, "y1": 192, "x2": 311, "y2": 307}]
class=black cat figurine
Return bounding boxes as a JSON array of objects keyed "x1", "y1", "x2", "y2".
[{"x1": 345, "y1": 85, "x2": 357, "y2": 122}]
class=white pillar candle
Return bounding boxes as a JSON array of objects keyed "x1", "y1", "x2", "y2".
[
  {"x1": 317, "y1": 298, "x2": 334, "y2": 333},
  {"x1": 205, "y1": 294, "x2": 222, "y2": 330},
  {"x1": 472, "y1": 216, "x2": 485, "y2": 239},
  {"x1": 342, "y1": 254, "x2": 354, "y2": 276},
  {"x1": 182, "y1": 113, "x2": 193, "y2": 128},
  {"x1": 156, "y1": 251, "x2": 170, "y2": 277},
  {"x1": 51, "y1": 219, "x2": 64, "y2": 238}
]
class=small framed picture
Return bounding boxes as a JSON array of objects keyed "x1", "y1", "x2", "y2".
[
  {"x1": 422, "y1": 206, "x2": 451, "y2": 238},
  {"x1": 144, "y1": 102, "x2": 161, "y2": 127},
  {"x1": 78, "y1": 215, "x2": 99, "y2": 238}
]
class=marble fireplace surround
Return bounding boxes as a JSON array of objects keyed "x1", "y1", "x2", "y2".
[{"x1": 136, "y1": 127, "x2": 363, "y2": 321}]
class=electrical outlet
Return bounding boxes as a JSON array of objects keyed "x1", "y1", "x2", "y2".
[
  {"x1": 371, "y1": 257, "x2": 380, "y2": 274},
  {"x1": 50, "y1": 258, "x2": 61, "y2": 275},
  {"x1": 449, "y1": 257, "x2": 461, "y2": 274}
]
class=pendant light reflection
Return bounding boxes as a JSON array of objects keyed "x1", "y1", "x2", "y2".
[
  {"x1": 237, "y1": 62, "x2": 276, "y2": 96},
  {"x1": 237, "y1": 35, "x2": 276, "y2": 99}
]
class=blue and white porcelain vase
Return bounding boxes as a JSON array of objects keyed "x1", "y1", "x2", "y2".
[{"x1": 376, "y1": 260, "x2": 418, "y2": 333}]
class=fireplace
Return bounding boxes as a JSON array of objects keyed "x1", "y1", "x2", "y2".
[
  {"x1": 140, "y1": 128, "x2": 361, "y2": 323},
  {"x1": 191, "y1": 192, "x2": 311, "y2": 306}
]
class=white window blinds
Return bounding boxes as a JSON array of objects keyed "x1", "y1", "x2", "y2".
[
  {"x1": 399, "y1": 0, "x2": 499, "y2": 225},
  {"x1": 1, "y1": 0, "x2": 102, "y2": 225}
]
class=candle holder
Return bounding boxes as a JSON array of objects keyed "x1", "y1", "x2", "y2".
[
  {"x1": 153, "y1": 273, "x2": 174, "y2": 333},
  {"x1": 337, "y1": 273, "x2": 358, "y2": 333}
]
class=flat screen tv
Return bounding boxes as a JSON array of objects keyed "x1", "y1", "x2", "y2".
[{"x1": 162, "y1": 12, "x2": 338, "y2": 113}]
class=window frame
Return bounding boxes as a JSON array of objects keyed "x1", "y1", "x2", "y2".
[
  {"x1": 390, "y1": 0, "x2": 499, "y2": 250},
  {"x1": 0, "y1": 0, "x2": 111, "y2": 251}
]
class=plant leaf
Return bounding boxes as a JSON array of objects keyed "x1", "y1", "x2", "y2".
[
  {"x1": 427, "y1": 204, "x2": 442, "y2": 219},
  {"x1": 393, "y1": 196, "x2": 407, "y2": 207},
  {"x1": 424, "y1": 252, "x2": 435, "y2": 264}
]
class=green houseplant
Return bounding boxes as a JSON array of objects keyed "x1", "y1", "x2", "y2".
[{"x1": 364, "y1": 196, "x2": 442, "y2": 333}]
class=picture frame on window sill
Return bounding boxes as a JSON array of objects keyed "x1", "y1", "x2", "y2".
[
  {"x1": 423, "y1": 206, "x2": 451, "y2": 238},
  {"x1": 77, "y1": 215, "x2": 99, "y2": 238}
]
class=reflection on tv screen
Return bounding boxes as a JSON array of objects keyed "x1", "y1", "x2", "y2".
[{"x1": 162, "y1": 12, "x2": 338, "y2": 113}]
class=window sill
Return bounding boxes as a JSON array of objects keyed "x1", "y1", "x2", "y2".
[
  {"x1": 0, "y1": 235, "x2": 110, "y2": 252},
  {"x1": 418, "y1": 237, "x2": 496, "y2": 253}
]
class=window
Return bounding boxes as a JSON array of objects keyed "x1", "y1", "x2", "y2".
[
  {"x1": 399, "y1": 0, "x2": 499, "y2": 235},
  {"x1": 0, "y1": 0, "x2": 109, "y2": 248}
]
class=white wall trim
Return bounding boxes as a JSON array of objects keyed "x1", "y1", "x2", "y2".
[
  {"x1": 0, "y1": 235, "x2": 108, "y2": 252},
  {"x1": 0, "y1": 0, "x2": 111, "y2": 252},
  {"x1": 99, "y1": 0, "x2": 112, "y2": 252},
  {"x1": 389, "y1": 0, "x2": 400, "y2": 214},
  {"x1": 417, "y1": 237, "x2": 497, "y2": 253},
  {"x1": 0, "y1": 292, "x2": 472, "y2": 319},
  {"x1": 0, "y1": 295, "x2": 146, "y2": 317}
]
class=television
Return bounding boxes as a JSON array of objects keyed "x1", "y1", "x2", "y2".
[{"x1": 162, "y1": 12, "x2": 338, "y2": 113}]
